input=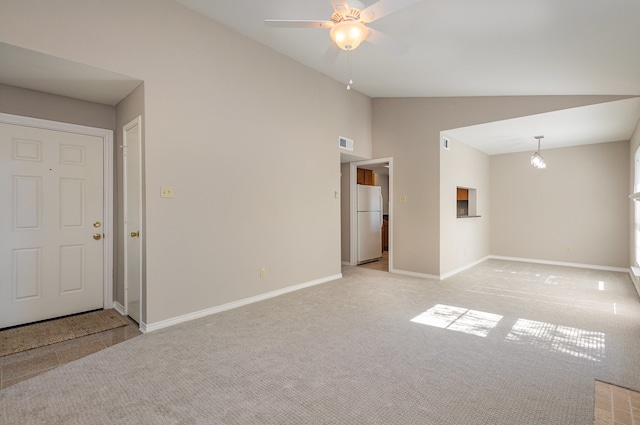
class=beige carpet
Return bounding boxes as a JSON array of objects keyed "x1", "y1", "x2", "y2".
[
  {"x1": 0, "y1": 309, "x2": 130, "y2": 357},
  {"x1": 2, "y1": 261, "x2": 640, "y2": 424}
]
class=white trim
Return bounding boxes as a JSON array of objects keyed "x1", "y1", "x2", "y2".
[
  {"x1": 349, "y1": 157, "x2": 393, "y2": 269},
  {"x1": 113, "y1": 301, "x2": 125, "y2": 316},
  {"x1": 488, "y1": 255, "x2": 629, "y2": 273},
  {"x1": 0, "y1": 112, "x2": 114, "y2": 311},
  {"x1": 341, "y1": 261, "x2": 351, "y2": 266},
  {"x1": 390, "y1": 268, "x2": 440, "y2": 281},
  {"x1": 392, "y1": 256, "x2": 628, "y2": 282},
  {"x1": 143, "y1": 274, "x2": 343, "y2": 333},
  {"x1": 440, "y1": 256, "x2": 490, "y2": 280}
]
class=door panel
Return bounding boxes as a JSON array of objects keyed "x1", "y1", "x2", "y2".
[
  {"x1": 124, "y1": 117, "x2": 142, "y2": 324},
  {"x1": 0, "y1": 122, "x2": 104, "y2": 328}
]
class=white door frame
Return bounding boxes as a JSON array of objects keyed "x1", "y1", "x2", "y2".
[
  {"x1": 122, "y1": 116, "x2": 142, "y2": 322},
  {"x1": 349, "y1": 157, "x2": 393, "y2": 268},
  {"x1": 0, "y1": 112, "x2": 114, "y2": 310}
]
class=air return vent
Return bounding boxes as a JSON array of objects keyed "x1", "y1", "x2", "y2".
[{"x1": 339, "y1": 136, "x2": 354, "y2": 151}]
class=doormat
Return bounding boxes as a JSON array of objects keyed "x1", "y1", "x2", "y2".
[{"x1": 0, "y1": 309, "x2": 131, "y2": 357}]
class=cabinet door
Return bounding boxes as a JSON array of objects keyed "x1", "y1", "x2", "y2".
[
  {"x1": 357, "y1": 168, "x2": 365, "y2": 185},
  {"x1": 364, "y1": 170, "x2": 373, "y2": 185}
]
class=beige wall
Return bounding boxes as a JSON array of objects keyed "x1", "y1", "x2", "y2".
[
  {"x1": 372, "y1": 96, "x2": 629, "y2": 276},
  {"x1": 0, "y1": 0, "x2": 371, "y2": 326},
  {"x1": 0, "y1": 83, "x2": 115, "y2": 130},
  {"x1": 491, "y1": 141, "x2": 629, "y2": 268},
  {"x1": 440, "y1": 137, "x2": 490, "y2": 275}
]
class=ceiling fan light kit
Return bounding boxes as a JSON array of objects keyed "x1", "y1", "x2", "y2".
[{"x1": 330, "y1": 20, "x2": 368, "y2": 51}]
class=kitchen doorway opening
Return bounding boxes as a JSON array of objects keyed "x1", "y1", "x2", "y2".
[{"x1": 349, "y1": 158, "x2": 393, "y2": 272}]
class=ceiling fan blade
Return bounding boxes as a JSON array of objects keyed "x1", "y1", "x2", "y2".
[
  {"x1": 319, "y1": 43, "x2": 342, "y2": 65},
  {"x1": 360, "y1": 0, "x2": 423, "y2": 23},
  {"x1": 264, "y1": 19, "x2": 334, "y2": 29},
  {"x1": 365, "y1": 27, "x2": 410, "y2": 55},
  {"x1": 330, "y1": 0, "x2": 350, "y2": 14}
]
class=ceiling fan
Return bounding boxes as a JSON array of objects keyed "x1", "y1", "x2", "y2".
[{"x1": 265, "y1": 0, "x2": 424, "y2": 59}]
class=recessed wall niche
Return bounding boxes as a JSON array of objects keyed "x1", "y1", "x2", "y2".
[{"x1": 456, "y1": 187, "x2": 479, "y2": 218}]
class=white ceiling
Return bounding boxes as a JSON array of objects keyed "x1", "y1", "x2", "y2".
[
  {"x1": 443, "y1": 97, "x2": 640, "y2": 155},
  {"x1": 176, "y1": 0, "x2": 640, "y2": 98}
]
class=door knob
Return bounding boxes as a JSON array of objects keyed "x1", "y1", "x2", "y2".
[
  {"x1": 130, "y1": 231, "x2": 140, "y2": 238},
  {"x1": 93, "y1": 221, "x2": 101, "y2": 228},
  {"x1": 93, "y1": 233, "x2": 102, "y2": 240}
]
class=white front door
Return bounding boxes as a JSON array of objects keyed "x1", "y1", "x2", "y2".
[{"x1": 0, "y1": 122, "x2": 105, "y2": 328}]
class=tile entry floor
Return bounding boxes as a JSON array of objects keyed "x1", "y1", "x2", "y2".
[
  {"x1": 0, "y1": 316, "x2": 141, "y2": 389},
  {"x1": 595, "y1": 380, "x2": 640, "y2": 425}
]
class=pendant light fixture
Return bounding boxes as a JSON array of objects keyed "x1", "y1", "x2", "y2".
[{"x1": 530, "y1": 135, "x2": 547, "y2": 169}]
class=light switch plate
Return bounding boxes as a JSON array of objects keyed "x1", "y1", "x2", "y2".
[{"x1": 160, "y1": 186, "x2": 174, "y2": 198}]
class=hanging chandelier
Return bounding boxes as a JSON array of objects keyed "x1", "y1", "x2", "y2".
[{"x1": 531, "y1": 136, "x2": 547, "y2": 169}]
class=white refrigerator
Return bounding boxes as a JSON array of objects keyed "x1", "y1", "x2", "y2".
[{"x1": 357, "y1": 184, "x2": 383, "y2": 264}]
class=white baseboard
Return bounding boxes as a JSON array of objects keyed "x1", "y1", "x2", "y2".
[
  {"x1": 390, "y1": 268, "x2": 440, "y2": 281},
  {"x1": 341, "y1": 261, "x2": 351, "y2": 266},
  {"x1": 440, "y1": 256, "x2": 491, "y2": 280},
  {"x1": 488, "y1": 255, "x2": 629, "y2": 273},
  {"x1": 113, "y1": 301, "x2": 125, "y2": 316},
  {"x1": 392, "y1": 256, "x2": 628, "y2": 282},
  {"x1": 143, "y1": 273, "x2": 343, "y2": 333}
]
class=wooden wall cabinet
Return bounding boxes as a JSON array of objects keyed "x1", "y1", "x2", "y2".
[{"x1": 357, "y1": 168, "x2": 374, "y2": 186}]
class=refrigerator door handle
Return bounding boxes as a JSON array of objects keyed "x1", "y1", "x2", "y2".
[{"x1": 380, "y1": 194, "x2": 384, "y2": 227}]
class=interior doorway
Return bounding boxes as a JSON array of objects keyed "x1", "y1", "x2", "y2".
[
  {"x1": 122, "y1": 116, "x2": 142, "y2": 325},
  {"x1": 349, "y1": 158, "x2": 393, "y2": 272}
]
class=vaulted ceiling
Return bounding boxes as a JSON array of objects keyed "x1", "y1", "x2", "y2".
[{"x1": 176, "y1": 0, "x2": 640, "y2": 98}]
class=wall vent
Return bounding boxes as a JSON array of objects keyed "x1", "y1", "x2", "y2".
[{"x1": 339, "y1": 136, "x2": 354, "y2": 151}]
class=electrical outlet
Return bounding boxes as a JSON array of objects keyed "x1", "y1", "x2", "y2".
[{"x1": 260, "y1": 268, "x2": 266, "y2": 278}]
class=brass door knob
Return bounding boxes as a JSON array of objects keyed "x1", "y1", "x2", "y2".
[
  {"x1": 130, "y1": 231, "x2": 140, "y2": 238},
  {"x1": 93, "y1": 233, "x2": 102, "y2": 240}
]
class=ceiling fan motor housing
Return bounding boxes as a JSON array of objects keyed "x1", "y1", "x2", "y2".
[{"x1": 332, "y1": 8, "x2": 362, "y2": 24}]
